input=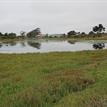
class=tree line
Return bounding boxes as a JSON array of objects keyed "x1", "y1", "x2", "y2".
[
  {"x1": 0, "y1": 24, "x2": 106, "y2": 39},
  {"x1": 0, "y1": 31, "x2": 26, "y2": 39},
  {"x1": 0, "y1": 32, "x2": 17, "y2": 39},
  {"x1": 67, "y1": 24, "x2": 105, "y2": 38}
]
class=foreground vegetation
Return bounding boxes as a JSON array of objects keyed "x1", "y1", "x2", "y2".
[{"x1": 0, "y1": 50, "x2": 107, "y2": 107}]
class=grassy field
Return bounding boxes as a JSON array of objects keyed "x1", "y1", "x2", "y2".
[{"x1": 0, "y1": 50, "x2": 107, "y2": 107}]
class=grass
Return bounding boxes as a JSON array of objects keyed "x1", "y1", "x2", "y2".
[{"x1": 0, "y1": 50, "x2": 107, "y2": 107}]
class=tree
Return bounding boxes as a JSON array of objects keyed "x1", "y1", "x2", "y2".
[
  {"x1": 77, "y1": 32, "x2": 80, "y2": 35},
  {"x1": 80, "y1": 32, "x2": 86, "y2": 37},
  {"x1": 27, "y1": 28, "x2": 41, "y2": 38},
  {"x1": 93, "y1": 24, "x2": 105, "y2": 34},
  {"x1": 45, "y1": 34, "x2": 49, "y2": 38},
  {"x1": 8, "y1": 33, "x2": 16, "y2": 39},
  {"x1": 0, "y1": 32, "x2": 3, "y2": 36},
  {"x1": 81, "y1": 32, "x2": 86, "y2": 35},
  {"x1": 4, "y1": 33, "x2": 8, "y2": 36},
  {"x1": 20, "y1": 31, "x2": 26, "y2": 37},
  {"x1": 67, "y1": 30, "x2": 77, "y2": 37},
  {"x1": 89, "y1": 31, "x2": 94, "y2": 35}
]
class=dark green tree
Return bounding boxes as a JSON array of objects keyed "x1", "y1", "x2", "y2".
[
  {"x1": 4, "y1": 33, "x2": 8, "y2": 36},
  {"x1": 93, "y1": 24, "x2": 105, "y2": 34},
  {"x1": 81, "y1": 32, "x2": 86, "y2": 35},
  {"x1": 0, "y1": 32, "x2": 3, "y2": 36},
  {"x1": 89, "y1": 31, "x2": 94, "y2": 35},
  {"x1": 20, "y1": 31, "x2": 26, "y2": 36},
  {"x1": 67, "y1": 30, "x2": 77, "y2": 37},
  {"x1": 8, "y1": 33, "x2": 16, "y2": 39}
]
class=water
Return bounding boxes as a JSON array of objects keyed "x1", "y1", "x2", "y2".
[{"x1": 0, "y1": 39, "x2": 107, "y2": 53}]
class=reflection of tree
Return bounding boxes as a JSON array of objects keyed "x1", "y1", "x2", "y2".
[
  {"x1": 68, "y1": 40, "x2": 76, "y2": 44},
  {"x1": 0, "y1": 43, "x2": 2, "y2": 48},
  {"x1": 2, "y1": 41, "x2": 16, "y2": 46},
  {"x1": 20, "y1": 31, "x2": 26, "y2": 36},
  {"x1": 20, "y1": 41, "x2": 26, "y2": 47},
  {"x1": 93, "y1": 43, "x2": 105, "y2": 49},
  {"x1": 27, "y1": 41, "x2": 41, "y2": 49},
  {"x1": 9, "y1": 41, "x2": 17, "y2": 46}
]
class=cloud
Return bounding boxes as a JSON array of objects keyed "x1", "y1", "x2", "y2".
[{"x1": 0, "y1": 0, "x2": 106, "y2": 34}]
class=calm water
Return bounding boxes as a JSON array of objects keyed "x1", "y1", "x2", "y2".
[{"x1": 0, "y1": 40, "x2": 107, "y2": 53}]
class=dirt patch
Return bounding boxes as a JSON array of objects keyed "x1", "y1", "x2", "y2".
[{"x1": 42, "y1": 70, "x2": 95, "y2": 92}]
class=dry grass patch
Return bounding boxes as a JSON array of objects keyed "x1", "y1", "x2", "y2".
[{"x1": 11, "y1": 70, "x2": 95, "y2": 107}]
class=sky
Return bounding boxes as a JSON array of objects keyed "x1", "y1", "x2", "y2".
[{"x1": 0, "y1": 0, "x2": 107, "y2": 34}]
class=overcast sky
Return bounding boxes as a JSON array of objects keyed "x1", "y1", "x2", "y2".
[{"x1": 0, "y1": 0, "x2": 107, "y2": 34}]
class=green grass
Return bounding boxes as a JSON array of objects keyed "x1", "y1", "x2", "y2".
[{"x1": 0, "y1": 50, "x2": 107, "y2": 107}]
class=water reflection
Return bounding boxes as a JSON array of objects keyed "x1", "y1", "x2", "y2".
[
  {"x1": 20, "y1": 41, "x2": 26, "y2": 47},
  {"x1": 0, "y1": 40, "x2": 106, "y2": 53},
  {"x1": 2, "y1": 41, "x2": 17, "y2": 46},
  {"x1": 9, "y1": 41, "x2": 17, "y2": 46},
  {"x1": 93, "y1": 43, "x2": 105, "y2": 49},
  {"x1": 0, "y1": 43, "x2": 2, "y2": 48},
  {"x1": 0, "y1": 41, "x2": 41, "y2": 49},
  {"x1": 68, "y1": 40, "x2": 76, "y2": 44},
  {"x1": 27, "y1": 41, "x2": 41, "y2": 49}
]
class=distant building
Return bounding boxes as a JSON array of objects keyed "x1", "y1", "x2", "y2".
[{"x1": 27, "y1": 28, "x2": 42, "y2": 38}]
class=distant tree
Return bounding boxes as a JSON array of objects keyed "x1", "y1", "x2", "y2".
[
  {"x1": 8, "y1": 33, "x2": 16, "y2": 36},
  {"x1": 4, "y1": 33, "x2": 8, "y2": 36},
  {"x1": 81, "y1": 32, "x2": 86, "y2": 35},
  {"x1": 93, "y1": 24, "x2": 105, "y2": 34},
  {"x1": 77, "y1": 32, "x2": 80, "y2": 35},
  {"x1": 62, "y1": 33, "x2": 66, "y2": 38},
  {"x1": 67, "y1": 30, "x2": 77, "y2": 37},
  {"x1": 89, "y1": 31, "x2": 94, "y2": 35},
  {"x1": 20, "y1": 31, "x2": 26, "y2": 37},
  {"x1": 0, "y1": 32, "x2": 17, "y2": 39},
  {"x1": 0, "y1": 32, "x2": 3, "y2": 36},
  {"x1": 27, "y1": 28, "x2": 41, "y2": 38},
  {"x1": 79, "y1": 32, "x2": 86, "y2": 38},
  {"x1": 8, "y1": 33, "x2": 16, "y2": 39},
  {"x1": 45, "y1": 34, "x2": 49, "y2": 38},
  {"x1": 1, "y1": 33, "x2": 8, "y2": 39}
]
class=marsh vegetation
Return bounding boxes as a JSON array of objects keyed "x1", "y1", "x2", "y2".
[{"x1": 0, "y1": 50, "x2": 107, "y2": 107}]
